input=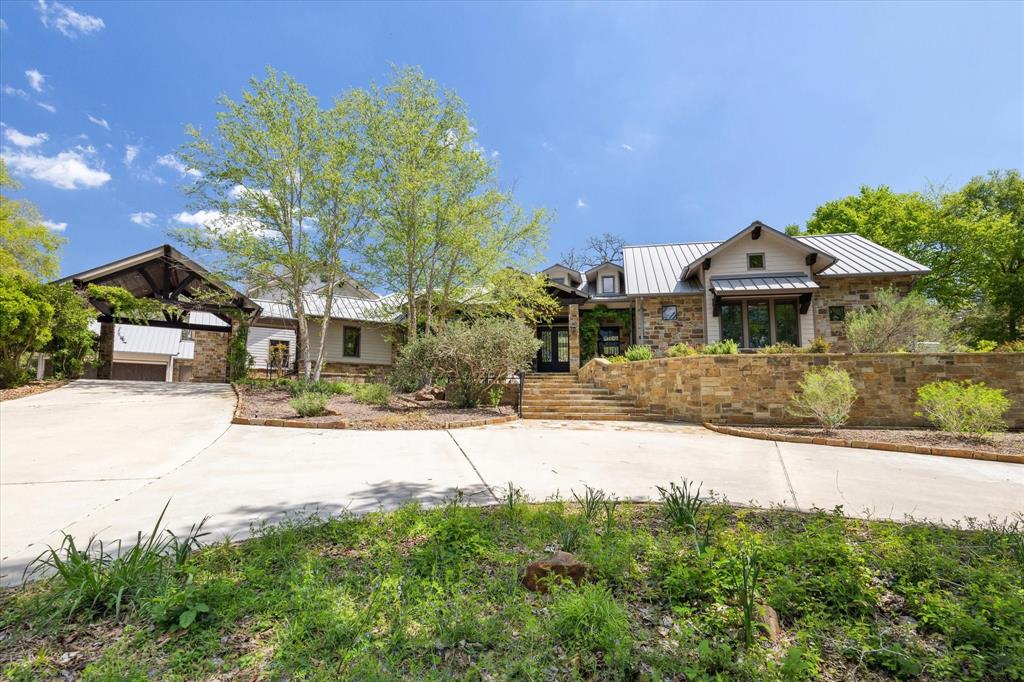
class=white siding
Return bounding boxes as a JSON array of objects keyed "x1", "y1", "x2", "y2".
[
  {"x1": 247, "y1": 325, "x2": 297, "y2": 368},
  {"x1": 307, "y1": 320, "x2": 393, "y2": 365},
  {"x1": 591, "y1": 265, "x2": 622, "y2": 294}
]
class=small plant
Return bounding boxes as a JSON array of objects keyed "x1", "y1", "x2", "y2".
[
  {"x1": 702, "y1": 339, "x2": 739, "y2": 355},
  {"x1": 758, "y1": 342, "x2": 799, "y2": 354},
  {"x1": 353, "y1": 382, "x2": 391, "y2": 406},
  {"x1": 502, "y1": 481, "x2": 525, "y2": 518},
  {"x1": 623, "y1": 344, "x2": 654, "y2": 361},
  {"x1": 145, "y1": 574, "x2": 211, "y2": 630},
  {"x1": 915, "y1": 380, "x2": 1010, "y2": 435},
  {"x1": 972, "y1": 339, "x2": 999, "y2": 352},
  {"x1": 807, "y1": 336, "x2": 831, "y2": 353},
  {"x1": 572, "y1": 485, "x2": 607, "y2": 524},
  {"x1": 657, "y1": 479, "x2": 711, "y2": 555},
  {"x1": 667, "y1": 342, "x2": 698, "y2": 357},
  {"x1": 736, "y1": 549, "x2": 762, "y2": 649},
  {"x1": 788, "y1": 366, "x2": 857, "y2": 435},
  {"x1": 607, "y1": 355, "x2": 628, "y2": 363},
  {"x1": 557, "y1": 521, "x2": 588, "y2": 553},
  {"x1": 547, "y1": 582, "x2": 632, "y2": 672},
  {"x1": 289, "y1": 391, "x2": 328, "y2": 417},
  {"x1": 488, "y1": 385, "x2": 503, "y2": 408},
  {"x1": 601, "y1": 496, "x2": 619, "y2": 535},
  {"x1": 996, "y1": 339, "x2": 1024, "y2": 352}
]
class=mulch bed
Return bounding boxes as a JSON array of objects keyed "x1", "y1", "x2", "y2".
[
  {"x1": 0, "y1": 380, "x2": 69, "y2": 402},
  {"x1": 734, "y1": 425, "x2": 1024, "y2": 457},
  {"x1": 235, "y1": 386, "x2": 514, "y2": 430}
]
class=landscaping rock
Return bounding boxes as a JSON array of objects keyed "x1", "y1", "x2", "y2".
[
  {"x1": 759, "y1": 604, "x2": 783, "y2": 642},
  {"x1": 521, "y1": 551, "x2": 588, "y2": 593},
  {"x1": 412, "y1": 386, "x2": 445, "y2": 402}
]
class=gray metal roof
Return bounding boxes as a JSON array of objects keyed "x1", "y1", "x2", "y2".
[
  {"x1": 624, "y1": 233, "x2": 929, "y2": 295},
  {"x1": 88, "y1": 321, "x2": 184, "y2": 356},
  {"x1": 711, "y1": 274, "x2": 819, "y2": 294},
  {"x1": 252, "y1": 292, "x2": 404, "y2": 323}
]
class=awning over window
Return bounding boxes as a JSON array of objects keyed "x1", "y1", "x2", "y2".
[{"x1": 710, "y1": 274, "x2": 819, "y2": 294}]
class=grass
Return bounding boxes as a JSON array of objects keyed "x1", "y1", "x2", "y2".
[{"x1": 1, "y1": 497, "x2": 1022, "y2": 680}]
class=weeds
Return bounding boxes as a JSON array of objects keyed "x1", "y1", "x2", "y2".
[
  {"x1": 602, "y1": 495, "x2": 619, "y2": 535},
  {"x1": 289, "y1": 391, "x2": 328, "y2": 417},
  {"x1": 502, "y1": 481, "x2": 525, "y2": 518},
  {"x1": 547, "y1": 582, "x2": 632, "y2": 673},
  {"x1": 737, "y1": 548, "x2": 762, "y2": 648},
  {"x1": 657, "y1": 478, "x2": 711, "y2": 554},
  {"x1": 572, "y1": 484, "x2": 606, "y2": 524}
]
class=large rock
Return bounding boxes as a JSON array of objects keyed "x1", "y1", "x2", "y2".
[{"x1": 522, "y1": 551, "x2": 588, "y2": 593}]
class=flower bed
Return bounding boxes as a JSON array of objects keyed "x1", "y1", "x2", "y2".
[
  {"x1": 0, "y1": 379, "x2": 69, "y2": 402},
  {"x1": 705, "y1": 423, "x2": 1024, "y2": 463},
  {"x1": 233, "y1": 384, "x2": 515, "y2": 430}
]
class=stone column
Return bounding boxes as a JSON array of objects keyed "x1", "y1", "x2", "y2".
[
  {"x1": 568, "y1": 303, "x2": 580, "y2": 373},
  {"x1": 96, "y1": 321, "x2": 115, "y2": 379},
  {"x1": 191, "y1": 330, "x2": 230, "y2": 383}
]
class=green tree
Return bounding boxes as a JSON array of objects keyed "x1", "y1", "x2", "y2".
[
  {"x1": 351, "y1": 67, "x2": 549, "y2": 340},
  {"x1": 0, "y1": 160, "x2": 64, "y2": 280},
  {"x1": 43, "y1": 284, "x2": 98, "y2": 379},
  {"x1": 0, "y1": 273, "x2": 54, "y2": 386}
]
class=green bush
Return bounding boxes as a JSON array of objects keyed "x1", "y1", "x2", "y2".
[
  {"x1": 996, "y1": 339, "x2": 1024, "y2": 352},
  {"x1": 971, "y1": 339, "x2": 999, "y2": 352},
  {"x1": 289, "y1": 391, "x2": 329, "y2": 417},
  {"x1": 353, "y1": 382, "x2": 391, "y2": 406},
  {"x1": 758, "y1": 342, "x2": 800, "y2": 354},
  {"x1": 623, "y1": 344, "x2": 653, "y2": 361},
  {"x1": 702, "y1": 339, "x2": 738, "y2": 355},
  {"x1": 606, "y1": 355, "x2": 628, "y2": 363},
  {"x1": 788, "y1": 366, "x2": 857, "y2": 434},
  {"x1": 915, "y1": 380, "x2": 1010, "y2": 435},
  {"x1": 547, "y1": 582, "x2": 632, "y2": 672},
  {"x1": 845, "y1": 289, "x2": 950, "y2": 352},
  {"x1": 226, "y1": 322, "x2": 252, "y2": 381},
  {"x1": 666, "y1": 342, "x2": 698, "y2": 357},
  {"x1": 807, "y1": 336, "x2": 831, "y2": 353}
]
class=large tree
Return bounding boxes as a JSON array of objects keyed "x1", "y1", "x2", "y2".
[
  {"x1": 176, "y1": 69, "x2": 367, "y2": 379},
  {"x1": 0, "y1": 160, "x2": 64, "y2": 280},
  {"x1": 351, "y1": 67, "x2": 549, "y2": 340},
  {"x1": 559, "y1": 232, "x2": 626, "y2": 271}
]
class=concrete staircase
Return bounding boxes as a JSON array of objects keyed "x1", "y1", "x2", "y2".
[{"x1": 520, "y1": 373, "x2": 664, "y2": 421}]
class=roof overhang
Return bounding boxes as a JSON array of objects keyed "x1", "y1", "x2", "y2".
[
  {"x1": 710, "y1": 274, "x2": 820, "y2": 295},
  {"x1": 56, "y1": 244, "x2": 260, "y2": 325},
  {"x1": 681, "y1": 221, "x2": 838, "y2": 280}
]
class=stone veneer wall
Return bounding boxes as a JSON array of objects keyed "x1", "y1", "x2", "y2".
[
  {"x1": 813, "y1": 276, "x2": 914, "y2": 350},
  {"x1": 191, "y1": 330, "x2": 230, "y2": 383},
  {"x1": 639, "y1": 295, "x2": 705, "y2": 354},
  {"x1": 579, "y1": 353, "x2": 1024, "y2": 428},
  {"x1": 96, "y1": 321, "x2": 115, "y2": 380}
]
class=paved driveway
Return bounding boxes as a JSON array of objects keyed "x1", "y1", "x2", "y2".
[{"x1": 2, "y1": 381, "x2": 1022, "y2": 585}]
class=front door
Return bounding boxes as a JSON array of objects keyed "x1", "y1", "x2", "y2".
[{"x1": 536, "y1": 325, "x2": 570, "y2": 372}]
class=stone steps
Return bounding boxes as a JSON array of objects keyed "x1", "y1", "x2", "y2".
[{"x1": 520, "y1": 373, "x2": 663, "y2": 422}]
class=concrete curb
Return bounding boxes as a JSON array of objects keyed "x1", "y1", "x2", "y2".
[
  {"x1": 231, "y1": 414, "x2": 519, "y2": 430},
  {"x1": 702, "y1": 422, "x2": 1023, "y2": 465}
]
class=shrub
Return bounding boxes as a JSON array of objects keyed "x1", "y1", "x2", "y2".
[
  {"x1": 702, "y1": 339, "x2": 738, "y2": 355},
  {"x1": 42, "y1": 283, "x2": 96, "y2": 379},
  {"x1": 606, "y1": 355, "x2": 628, "y2": 363},
  {"x1": 0, "y1": 273, "x2": 54, "y2": 388},
  {"x1": 547, "y1": 582, "x2": 632, "y2": 672},
  {"x1": 807, "y1": 336, "x2": 831, "y2": 353},
  {"x1": 915, "y1": 380, "x2": 1010, "y2": 435},
  {"x1": 996, "y1": 339, "x2": 1024, "y2": 352},
  {"x1": 289, "y1": 391, "x2": 328, "y2": 417},
  {"x1": 623, "y1": 344, "x2": 653, "y2": 361},
  {"x1": 353, "y1": 382, "x2": 391, "y2": 406},
  {"x1": 226, "y1": 322, "x2": 252, "y2": 381},
  {"x1": 667, "y1": 342, "x2": 699, "y2": 357},
  {"x1": 845, "y1": 289, "x2": 951, "y2": 352},
  {"x1": 972, "y1": 339, "x2": 999, "y2": 352},
  {"x1": 788, "y1": 367, "x2": 857, "y2": 434},
  {"x1": 758, "y1": 342, "x2": 799, "y2": 354},
  {"x1": 393, "y1": 319, "x2": 540, "y2": 407}
]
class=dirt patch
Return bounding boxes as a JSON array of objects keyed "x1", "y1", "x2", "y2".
[
  {"x1": 235, "y1": 386, "x2": 514, "y2": 430},
  {"x1": 0, "y1": 380, "x2": 69, "y2": 402},
  {"x1": 739, "y1": 425, "x2": 1024, "y2": 456}
]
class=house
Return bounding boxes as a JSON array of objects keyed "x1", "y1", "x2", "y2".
[{"x1": 533, "y1": 221, "x2": 930, "y2": 372}]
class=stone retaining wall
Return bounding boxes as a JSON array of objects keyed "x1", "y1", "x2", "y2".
[{"x1": 578, "y1": 353, "x2": 1024, "y2": 428}]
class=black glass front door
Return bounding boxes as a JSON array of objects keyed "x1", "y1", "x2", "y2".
[{"x1": 536, "y1": 326, "x2": 570, "y2": 372}]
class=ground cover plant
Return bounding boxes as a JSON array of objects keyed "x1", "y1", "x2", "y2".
[{"x1": 2, "y1": 489, "x2": 1021, "y2": 681}]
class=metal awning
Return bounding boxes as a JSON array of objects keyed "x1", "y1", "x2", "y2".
[{"x1": 710, "y1": 274, "x2": 819, "y2": 294}]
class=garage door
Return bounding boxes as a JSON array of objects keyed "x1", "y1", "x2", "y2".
[{"x1": 111, "y1": 362, "x2": 167, "y2": 381}]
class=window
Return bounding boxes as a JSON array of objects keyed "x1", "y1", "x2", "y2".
[
  {"x1": 719, "y1": 299, "x2": 801, "y2": 348},
  {"x1": 601, "y1": 275, "x2": 616, "y2": 293},
  {"x1": 662, "y1": 305, "x2": 677, "y2": 321},
  {"x1": 597, "y1": 327, "x2": 621, "y2": 356},
  {"x1": 747, "y1": 301, "x2": 771, "y2": 348},
  {"x1": 342, "y1": 326, "x2": 361, "y2": 358},
  {"x1": 551, "y1": 277, "x2": 565, "y2": 285},
  {"x1": 747, "y1": 253, "x2": 765, "y2": 270},
  {"x1": 721, "y1": 302, "x2": 744, "y2": 345},
  {"x1": 828, "y1": 305, "x2": 846, "y2": 322},
  {"x1": 268, "y1": 340, "x2": 290, "y2": 368},
  {"x1": 774, "y1": 301, "x2": 799, "y2": 345},
  {"x1": 180, "y1": 329, "x2": 193, "y2": 341}
]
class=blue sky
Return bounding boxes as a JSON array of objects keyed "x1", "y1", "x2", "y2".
[{"x1": 1, "y1": 1, "x2": 1022, "y2": 278}]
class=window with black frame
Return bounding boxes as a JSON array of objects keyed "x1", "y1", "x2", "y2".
[
  {"x1": 342, "y1": 326, "x2": 361, "y2": 358},
  {"x1": 597, "y1": 327, "x2": 621, "y2": 356}
]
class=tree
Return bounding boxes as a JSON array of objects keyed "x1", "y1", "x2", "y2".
[
  {"x1": 559, "y1": 232, "x2": 626, "y2": 270},
  {"x1": 42, "y1": 284, "x2": 97, "y2": 379},
  {"x1": 176, "y1": 68, "x2": 366, "y2": 380},
  {"x1": 0, "y1": 273, "x2": 54, "y2": 387},
  {"x1": 845, "y1": 289, "x2": 951, "y2": 352},
  {"x1": 351, "y1": 67, "x2": 549, "y2": 341},
  {"x1": 0, "y1": 160, "x2": 64, "y2": 280}
]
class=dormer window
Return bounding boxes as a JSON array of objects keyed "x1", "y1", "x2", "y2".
[
  {"x1": 551, "y1": 277, "x2": 565, "y2": 285},
  {"x1": 747, "y1": 253, "x2": 765, "y2": 270},
  {"x1": 601, "y1": 275, "x2": 616, "y2": 293}
]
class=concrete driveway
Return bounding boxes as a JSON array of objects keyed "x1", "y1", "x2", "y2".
[{"x1": 2, "y1": 381, "x2": 1022, "y2": 585}]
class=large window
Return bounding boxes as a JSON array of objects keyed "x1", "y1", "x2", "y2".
[
  {"x1": 718, "y1": 299, "x2": 801, "y2": 348},
  {"x1": 597, "y1": 327, "x2": 621, "y2": 357},
  {"x1": 342, "y1": 326, "x2": 361, "y2": 358},
  {"x1": 601, "y1": 275, "x2": 616, "y2": 293}
]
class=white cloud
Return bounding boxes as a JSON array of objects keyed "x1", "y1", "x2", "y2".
[
  {"x1": 36, "y1": 0, "x2": 104, "y2": 37},
  {"x1": 490, "y1": 150, "x2": 500, "y2": 158},
  {"x1": 173, "y1": 209, "x2": 268, "y2": 238},
  {"x1": 0, "y1": 19, "x2": 8, "y2": 30},
  {"x1": 2, "y1": 126, "x2": 49, "y2": 148},
  {"x1": 129, "y1": 211, "x2": 156, "y2": 227},
  {"x1": 2, "y1": 147, "x2": 111, "y2": 189},
  {"x1": 156, "y1": 153, "x2": 201, "y2": 178},
  {"x1": 36, "y1": 102, "x2": 56, "y2": 113},
  {"x1": 3, "y1": 85, "x2": 30, "y2": 99},
  {"x1": 25, "y1": 69, "x2": 45, "y2": 93},
  {"x1": 576, "y1": 198, "x2": 587, "y2": 208},
  {"x1": 87, "y1": 114, "x2": 110, "y2": 130},
  {"x1": 42, "y1": 219, "x2": 67, "y2": 231},
  {"x1": 621, "y1": 143, "x2": 634, "y2": 152},
  {"x1": 123, "y1": 144, "x2": 139, "y2": 166}
]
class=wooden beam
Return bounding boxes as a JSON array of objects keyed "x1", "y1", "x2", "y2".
[
  {"x1": 137, "y1": 266, "x2": 162, "y2": 297},
  {"x1": 96, "y1": 315, "x2": 231, "y2": 333},
  {"x1": 805, "y1": 253, "x2": 817, "y2": 266},
  {"x1": 169, "y1": 273, "x2": 198, "y2": 299},
  {"x1": 752, "y1": 224, "x2": 762, "y2": 240},
  {"x1": 799, "y1": 292, "x2": 812, "y2": 314},
  {"x1": 702, "y1": 258, "x2": 712, "y2": 271},
  {"x1": 712, "y1": 294, "x2": 722, "y2": 317}
]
